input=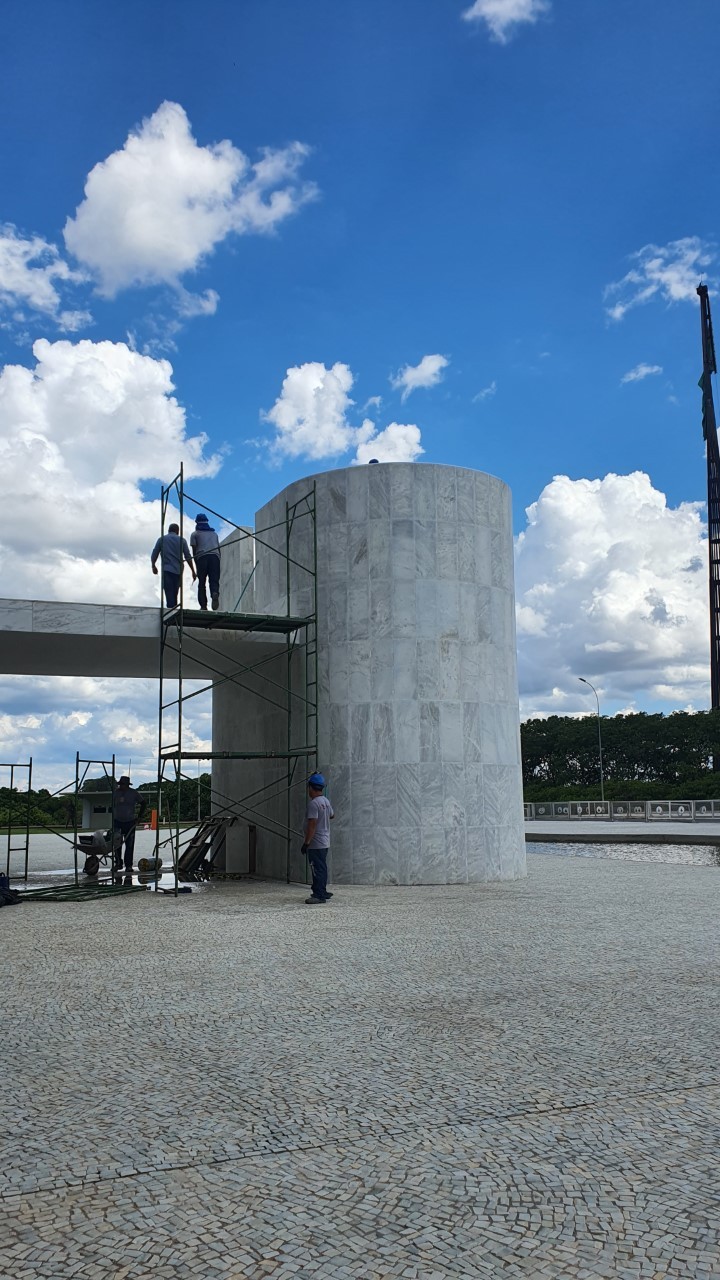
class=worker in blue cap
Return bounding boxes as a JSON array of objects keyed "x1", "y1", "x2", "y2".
[
  {"x1": 190, "y1": 512, "x2": 221, "y2": 611},
  {"x1": 302, "y1": 772, "x2": 334, "y2": 904}
]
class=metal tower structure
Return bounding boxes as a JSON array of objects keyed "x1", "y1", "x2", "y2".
[
  {"x1": 155, "y1": 468, "x2": 318, "y2": 895},
  {"x1": 698, "y1": 284, "x2": 720, "y2": 709}
]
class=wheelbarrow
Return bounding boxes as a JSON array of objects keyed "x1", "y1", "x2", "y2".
[{"x1": 77, "y1": 829, "x2": 122, "y2": 877}]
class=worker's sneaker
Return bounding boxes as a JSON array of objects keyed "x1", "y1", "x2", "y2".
[
  {"x1": 305, "y1": 896, "x2": 325, "y2": 905},
  {"x1": 323, "y1": 892, "x2": 333, "y2": 899},
  {"x1": 211, "y1": 594, "x2": 220, "y2": 611}
]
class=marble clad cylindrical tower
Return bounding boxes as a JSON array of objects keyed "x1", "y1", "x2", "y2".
[{"x1": 212, "y1": 462, "x2": 525, "y2": 884}]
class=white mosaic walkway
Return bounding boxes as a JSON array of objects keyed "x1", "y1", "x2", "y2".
[{"x1": 2, "y1": 853, "x2": 719, "y2": 1279}]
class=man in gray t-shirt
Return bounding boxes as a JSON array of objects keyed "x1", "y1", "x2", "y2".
[
  {"x1": 190, "y1": 513, "x2": 221, "y2": 611},
  {"x1": 302, "y1": 773, "x2": 334, "y2": 904}
]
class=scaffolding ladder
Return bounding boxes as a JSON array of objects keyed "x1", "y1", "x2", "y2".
[{"x1": 2, "y1": 760, "x2": 33, "y2": 882}]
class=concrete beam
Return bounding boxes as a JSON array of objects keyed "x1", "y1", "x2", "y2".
[{"x1": 0, "y1": 599, "x2": 285, "y2": 679}]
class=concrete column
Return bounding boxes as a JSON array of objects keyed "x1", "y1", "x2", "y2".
[{"x1": 213, "y1": 462, "x2": 525, "y2": 884}]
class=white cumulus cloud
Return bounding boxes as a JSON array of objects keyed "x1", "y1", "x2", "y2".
[
  {"x1": 0, "y1": 673, "x2": 212, "y2": 791},
  {"x1": 462, "y1": 0, "x2": 550, "y2": 43},
  {"x1": 515, "y1": 472, "x2": 710, "y2": 715},
  {"x1": 390, "y1": 353, "x2": 449, "y2": 402},
  {"x1": 621, "y1": 363, "x2": 663, "y2": 384},
  {"x1": 0, "y1": 336, "x2": 220, "y2": 604},
  {"x1": 64, "y1": 101, "x2": 318, "y2": 298},
  {"x1": 0, "y1": 225, "x2": 90, "y2": 330},
  {"x1": 605, "y1": 237, "x2": 714, "y2": 322},
  {"x1": 265, "y1": 362, "x2": 374, "y2": 460},
  {"x1": 265, "y1": 361, "x2": 425, "y2": 464},
  {"x1": 354, "y1": 423, "x2": 424, "y2": 465}
]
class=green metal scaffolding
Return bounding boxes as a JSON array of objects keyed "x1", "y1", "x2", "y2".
[
  {"x1": 155, "y1": 466, "x2": 318, "y2": 895},
  {"x1": 5, "y1": 752, "x2": 118, "y2": 891},
  {"x1": 2, "y1": 759, "x2": 32, "y2": 882}
]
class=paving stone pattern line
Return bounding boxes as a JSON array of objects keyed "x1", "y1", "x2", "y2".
[
  {"x1": 2, "y1": 852, "x2": 720, "y2": 1279},
  {"x1": 3, "y1": 1073, "x2": 720, "y2": 1206}
]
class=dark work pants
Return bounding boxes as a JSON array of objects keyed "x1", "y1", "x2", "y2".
[
  {"x1": 196, "y1": 554, "x2": 220, "y2": 609},
  {"x1": 308, "y1": 848, "x2": 329, "y2": 900},
  {"x1": 114, "y1": 820, "x2": 136, "y2": 869},
  {"x1": 162, "y1": 570, "x2": 180, "y2": 608}
]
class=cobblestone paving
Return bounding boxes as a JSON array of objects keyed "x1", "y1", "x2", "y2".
[{"x1": 2, "y1": 853, "x2": 720, "y2": 1278}]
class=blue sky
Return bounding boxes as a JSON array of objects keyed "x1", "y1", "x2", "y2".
[{"x1": 0, "y1": 0, "x2": 719, "y2": 783}]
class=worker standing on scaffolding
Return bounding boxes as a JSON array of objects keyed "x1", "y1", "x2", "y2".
[
  {"x1": 191, "y1": 513, "x2": 221, "y2": 611},
  {"x1": 151, "y1": 523, "x2": 196, "y2": 609},
  {"x1": 113, "y1": 776, "x2": 148, "y2": 874}
]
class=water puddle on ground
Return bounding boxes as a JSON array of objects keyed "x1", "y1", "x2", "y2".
[
  {"x1": 5, "y1": 831, "x2": 209, "y2": 893},
  {"x1": 531, "y1": 842, "x2": 720, "y2": 866},
  {"x1": 17, "y1": 865, "x2": 204, "y2": 894}
]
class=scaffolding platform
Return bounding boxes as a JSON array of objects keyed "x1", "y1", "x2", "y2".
[{"x1": 163, "y1": 608, "x2": 312, "y2": 634}]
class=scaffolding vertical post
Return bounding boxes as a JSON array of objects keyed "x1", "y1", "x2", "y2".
[
  {"x1": 156, "y1": 471, "x2": 174, "y2": 890},
  {"x1": 309, "y1": 483, "x2": 318, "y2": 773},
  {"x1": 285, "y1": 498, "x2": 292, "y2": 883},
  {"x1": 156, "y1": 468, "x2": 183, "y2": 897},
  {"x1": 7, "y1": 764, "x2": 14, "y2": 881},
  {"x1": 174, "y1": 463, "x2": 184, "y2": 897},
  {"x1": 698, "y1": 284, "x2": 720, "y2": 709},
  {"x1": 154, "y1": 759, "x2": 164, "y2": 872},
  {"x1": 179, "y1": 460, "x2": 185, "y2": 614},
  {"x1": 5, "y1": 764, "x2": 13, "y2": 881},
  {"x1": 23, "y1": 758, "x2": 32, "y2": 882},
  {"x1": 73, "y1": 752, "x2": 80, "y2": 886},
  {"x1": 155, "y1": 480, "x2": 166, "y2": 879},
  {"x1": 110, "y1": 756, "x2": 116, "y2": 875}
]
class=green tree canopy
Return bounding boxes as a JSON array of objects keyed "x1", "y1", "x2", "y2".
[{"x1": 522, "y1": 710, "x2": 720, "y2": 799}]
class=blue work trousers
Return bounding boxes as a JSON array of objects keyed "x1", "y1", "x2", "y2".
[
  {"x1": 308, "y1": 847, "x2": 329, "y2": 900},
  {"x1": 162, "y1": 570, "x2": 180, "y2": 608},
  {"x1": 196, "y1": 554, "x2": 220, "y2": 609}
]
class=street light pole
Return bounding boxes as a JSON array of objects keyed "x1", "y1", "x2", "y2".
[{"x1": 579, "y1": 677, "x2": 605, "y2": 803}]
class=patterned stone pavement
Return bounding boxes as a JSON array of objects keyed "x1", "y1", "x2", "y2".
[{"x1": 2, "y1": 853, "x2": 719, "y2": 1279}]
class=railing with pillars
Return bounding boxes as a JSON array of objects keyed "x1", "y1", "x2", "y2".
[{"x1": 524, "y1": 800, "x2": 720, "y2": 822}]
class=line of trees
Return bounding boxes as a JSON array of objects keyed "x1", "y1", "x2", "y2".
[
  {"x1": 137, "y1": 775, "x2": 214, "y2": 822},
  {"x1": 0, "y1": 787, "x2": 76, "y2": 828},
  {"x1": 522, "y1": 710, "x2": 720, "y2": 800},
  {"x1": 0, "y1": 774, "x2": 214, "y2": 828}
]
